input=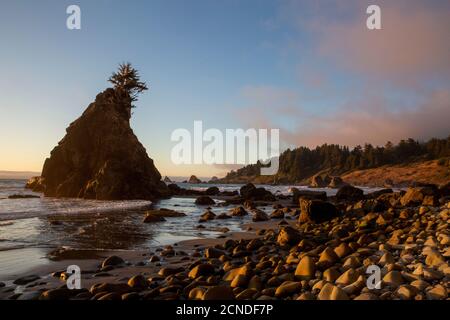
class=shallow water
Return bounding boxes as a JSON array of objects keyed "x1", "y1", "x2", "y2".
[
  {"x1": 0, "y1": 179, "x2": 154, "y2": 221},
  {"x1": 0, "y1": 179, "x2": 383, "y2": 279}
]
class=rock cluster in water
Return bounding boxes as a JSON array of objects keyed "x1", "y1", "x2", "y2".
[{"x1": 310, "y1": 174, "x2": 348, "y2": 188}]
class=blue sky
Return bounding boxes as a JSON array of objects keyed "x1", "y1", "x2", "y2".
[{"x1": 0, "y1": 0, "x2": 449, "y2": 177}]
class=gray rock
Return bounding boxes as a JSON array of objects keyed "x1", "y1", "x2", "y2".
[
  {"x1": 101, "y1": 255, "x2": 125, "y2": 268},
  {"x1": 13, "y1": 275, "x2": 40, "y2": 285}
]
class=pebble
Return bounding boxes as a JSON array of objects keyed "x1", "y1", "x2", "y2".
[
  {"x1": 334, "y1": 243, "x2": 352, "y2": 259},
  {"x1": 335, "y1": 268, "x2": 360, "y2": 286},
  {"x1": 426, "y1": 284, "x2": 448, "y2": 300},
  {"x1": 13, "y1": 275, "x2": 40, "y2": 285},
  {"x1": 295, "y1": 256, "x2": 316, "y2": 280},
  {"x1": 101, "y1": 255, "x2": 124, "y2": 268},
  {"x1": 317, "y1": 247, "x2": 339, "y2": 268},
  {"x1": 231, "y1": 206, "x2": 248, "y2": 216},
  {"x1": 188, "y1": 287, "x2": 206, "y2": 300},
  {"x1": 122, "y1": 292, "x2": 140, "y2": 301},
  {"x1": 312, "y1": 280, "x2": 327, "y2": 292},
  {"x1": 342, "y1": 256, "x2": 361, "y2": 269},
  {"x1": 296, "y1": 292, "x2": 316, "y2": 300},
  {"x1": 16, "y1": 291, "x2": 43, "y2": 300},
  {"x1": 223, "y1": 265, "x2": 253, "y2": 281},
  {"x1": 424, "y1": 249, "x2": 445, "y2": 267},
  {"x1": 188, "y1": 264, "x2": 215, "y2": 279},
  {"x1": 205, "y1": 247, "x2": 225, "y2": 259},
  {"x1": 382, "y1": 271, "x2": 404, "y2": 288},
  {"x1": 202, "y1": 286, "x2": 234, "y2": 300},
  {"x1": 236, "y1": 288, "x2": 258, "y2": 300},
  {"x1": 199, "y1": 210, "x2": 216, "y2": 222},
  {"x1": 323, "y1": 267, "x2": 340, "y2": 282},
  {"x1": 148, "y1": 255, "x2": 160, "y2": 262},
  {"x1": 425, "y1": 284, "x2": 447, "y2": 300},
  {"x1": 270, "y1": 209, "x2": 285, "y2": 219},
  {"x1": 90, "y1": 282, "x2": 131, "y2": 295},
  {"x1": 248, "y1": 275, "x2": 263, "y2": 291},
  {"x1": 275, "y1": 281, "x2": 301, "y2": 298},
  {"x1": 410, "y1": 279, "x2": 430, "y2": 291},
  {"x1": 97, "y1": 292, "x2": 121, "y2": 300},
  {"x1": 354, "y1": 293, "x2": 378, "y2": 300},
  {"x1": 318, "y1": 283, "x2": 349, "y2": 300},
  {"x1": 230, "y1": 274, "x2": 249, "y2": 288},
  {"x1": 216, "y1": 213, "x2": 232, "y2": 220},
  {"x1": 40, "y1": 288, "x2": 73, "y2": 300},
  {"x1": 396, "y1": 285, "x2": 418, "y2": 300},
  {"x1": 379, "y1": 252, "x2": 395, "y2": 265},
  {"x1": 127, "y1": 275, "x2": 148, "y2": 289},
  {"x1": 277, "y1": 226, "x2": 301, "y2": 246},
  {"x1": 143, "y1": 213, "x2": 166, "y2": 223},
  {"x1": 342, "y1": 276, "x2": 365, "y2": 295}
]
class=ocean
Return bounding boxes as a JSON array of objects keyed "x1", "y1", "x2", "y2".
[{"x1": 0, "y1": 179, "x2": 381, "y2": 279}]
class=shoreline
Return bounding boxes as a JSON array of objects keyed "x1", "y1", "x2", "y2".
[
  {"x1": 0, "y1": 219, "x2": 284, "y2": 299},
  {"x1": 0, "y1": 211, "x2": 287, "y2": 281},
  {"x1": 1, "y1": 183, "x2": 448, "y2": 300}
]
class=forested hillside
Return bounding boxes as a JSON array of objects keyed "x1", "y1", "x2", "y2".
[{"x1": 220, "y1": 136, "x2": 450, "y2": 184}]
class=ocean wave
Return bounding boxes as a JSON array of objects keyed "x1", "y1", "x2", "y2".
[{"x1": 0, "y1": 199, "x2": 153, "y2": 222}]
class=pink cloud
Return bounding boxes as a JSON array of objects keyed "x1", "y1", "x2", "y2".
[
  {"x1": 234, "y1": 85, "x2": 302, "y2": 129},
  {"x1": 316, "y1": 1, "x2": 450, "y2": 85},
  {"x1": 237, "y1": 87, "x2": 450, "y2": 148},
  {"x1": 291, "y1": 89, "x2": 450, "y2": 147},
  {"x1": 234, "y1": 1, "x2": 450, "y2": 149}
]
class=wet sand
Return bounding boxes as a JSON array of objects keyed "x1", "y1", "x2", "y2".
[
  {"x1": 0, "y1": 194, "x2": 294, "y2": 283},
  {"x1": 0, "y1": 219, "x2": 283, "y2": 299},
  {"x1": 2, "y1": 185, "x2": 447, "y2": 301}
]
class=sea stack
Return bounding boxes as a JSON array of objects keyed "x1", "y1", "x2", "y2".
[
  {"x1": 188, "y1": 175, "x2": 201, "y2": 184},
  {"x1": 163, "y1": 176, "x2": 172, "y2": 183},
  {"x1": 208, "y1": 176, "x2": 219, "y2": 183},
  {"x1": 27, "y1": 88, "x2": 168, "y2": 200}
]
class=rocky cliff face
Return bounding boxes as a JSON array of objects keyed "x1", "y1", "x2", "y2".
[{"x1": 27, "y1": 88, "x2": 168, "y2": 200}]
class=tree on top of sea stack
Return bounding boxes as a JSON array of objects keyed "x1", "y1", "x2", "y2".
[
  {"x1": 26, "y1": 64, "x2": 169, "y2": 201},
  {"x1": 108, "y1": 63, "x2": 148, "y2": 118},
  {"x1": 108, "y1": 63, "x2": 148, "y2": 103}
]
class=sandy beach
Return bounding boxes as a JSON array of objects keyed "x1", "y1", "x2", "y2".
[
  {"x1": 0, "y1": 215, "x2": 278, "y2": 300},
  {"x1": 1, "y1": 184, "x2": 448, "y2": 301}
]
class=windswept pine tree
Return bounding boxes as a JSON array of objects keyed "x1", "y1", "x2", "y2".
[{"x1": 108, "y1": 63, "x2": 148, "y2": 115}]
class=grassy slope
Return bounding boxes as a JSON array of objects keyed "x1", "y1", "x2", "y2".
[
  {"x1": 341, "y1": 159, "x2": 450, "y2": 187},
  {"x1": 218, "y1": 159, "x2": 450, "y2": 187}
]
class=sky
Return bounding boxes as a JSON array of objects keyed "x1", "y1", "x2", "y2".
[{"x1": 0, "y1": 0, "x2": 449, "y2": 178}]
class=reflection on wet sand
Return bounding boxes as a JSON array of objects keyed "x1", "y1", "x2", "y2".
[
  {"x1": 43, "y1": 210, "x2": 153, "y2": 252},
  {"x1": 0, "y1": 195, "x2": 257, "y2": 278}
]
